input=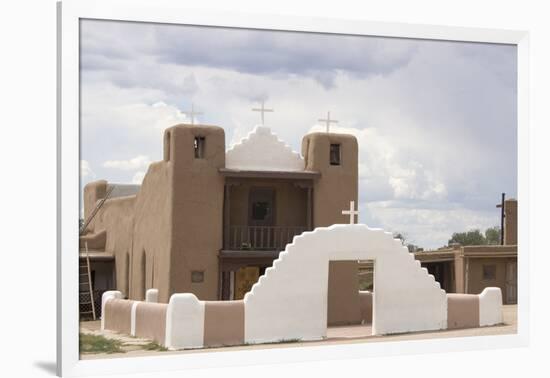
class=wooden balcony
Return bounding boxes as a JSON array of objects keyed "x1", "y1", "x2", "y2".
[{"x1": 227, "y1": 225, "x2": 307, "y2": 251}]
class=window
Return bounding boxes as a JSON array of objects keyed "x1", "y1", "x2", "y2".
[
  {"x1": 164, "y1": 131, "x2": 171, "y2": 161},
  {"x1": 330, "y1": 144, "x2": 341, "y2": 165},
  {"x1": 191, "y1": 270, "x2": 205, "y2": 283},
  {"x1": 252, "y1": 201, "x2": 270, "y2": 221},
  {"x1": 482, "y1": 264, "x2": 496, "y2": 280},
  {"x1": 194, "y1": 136, "x2": 205, "y2": 158}
]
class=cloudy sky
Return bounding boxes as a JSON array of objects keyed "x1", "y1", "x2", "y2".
[{"x1": 79, "y1": 19, "x2": 517, "y2": 249}]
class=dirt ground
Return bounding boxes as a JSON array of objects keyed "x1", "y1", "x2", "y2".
[{"x1": 79, "y1": 304, "x2": 517, "y2": 360}]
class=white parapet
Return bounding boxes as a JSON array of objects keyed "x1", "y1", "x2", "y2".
[
  {"x1": 164, "y1": 293, "x2": 205, "y2": 350},
  {"x1": 145, "y1": 288, "x2": 159, "y2": 303},
  {"x1": 100, "y1": 290, "x2": 123, "y2": 331},
  {"x1": 226, "y1": 126, "x2": 305, "y2": 172},
  {"x1": 244, "y1": 225, "x2": 447, "y2": 343},
  {"x1": 479, "y1": 287, "x2": 503, "y2": 326}
]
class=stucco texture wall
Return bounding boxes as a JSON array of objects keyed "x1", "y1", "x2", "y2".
[
  {"x1": 83, "y1": 181, "x2": 136, "y2": 297},
  {"x1": 130, "y1": 158, "x2": 173, "y2": 303},
  {"x1": 168, "y1": 125, "x2": 225, "y2": 301},
  {"x1": 467, "y1": 257, "x2": 515, "y2": 298},
  {"x1": 134, "y1": 302, "x2": 168, "y2": 344}
]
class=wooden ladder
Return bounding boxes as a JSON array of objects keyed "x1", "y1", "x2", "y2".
[
  {"x1": 78, "y1": 186, "x2": 113, "y2": 320},
  {"x1": 79, "y1": 242, "x2": 96, "y2": 320},
  {"x1": 79, "y1": 185, "x2": 115, "y2": 236}
]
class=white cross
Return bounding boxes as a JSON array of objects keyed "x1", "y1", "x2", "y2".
[
  {"x1": 318, "y1": 111, "x2": 338, "y2": 133},
  {"x1": 342, "y1": 200, "x2": 359, "y2": 224},
  {"x1": 183, "y1": 103, "x2": 203, "y2": 125},
  {"x1": 252, "y1": 101, "x2": 274, "y2": 125}
]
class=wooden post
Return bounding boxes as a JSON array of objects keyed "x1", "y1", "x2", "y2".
[
  {"x1": 224, "y1": 184, "x2": 231, "y2": 249},
  {"x1": 464, "y1": 257, "x2": 470, "y2": 294},
  {"x1": 496, "y1": 192, "x2": 505, "y2": 245},
  {"x1": 221, "y1": 271, "x2": 231, "y2": 300},
  {"x1": 307, "y1": 187, "x2": 313, "y2": 230}
]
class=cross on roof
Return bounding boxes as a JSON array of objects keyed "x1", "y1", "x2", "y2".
[
  {"x1": 318, "y1": 111, "x2": 338, "y2": 133},
  {"x1": 342, "y1": 200, "x2": 359, "y2": 224},
  {"x1": 183, "y1": 103, "x2": 203, "y2": 125},
  {"x1": 252, "y1": 101, "x2": 274, "y2": 125}
]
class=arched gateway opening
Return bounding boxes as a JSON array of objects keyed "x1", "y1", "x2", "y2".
[{"x1": 243, "y1": 224, "x2": 447, "y2": 344}]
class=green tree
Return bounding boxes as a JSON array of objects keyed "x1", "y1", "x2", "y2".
[
  {"x1": 448, "y1": 229, "x2": 486, "y2": 246},
  {"x1": 484, "y1": 226, "x2": 501, "y2": 245},
  {"x1": 393, "y1": 232, "x2": 407, "y2": 245},
  {"x1": 448, "y1": 226, "x2": 502, "y2": 247},
  {"x1": 393, "y1": 232, "x2": 420, "y2": 253}
]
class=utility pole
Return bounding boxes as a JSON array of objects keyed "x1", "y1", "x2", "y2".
[{"x1": 496, "y1": 192, "x2": 505, "y2": 245}]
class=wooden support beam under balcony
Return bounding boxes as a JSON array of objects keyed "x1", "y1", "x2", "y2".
[{"x1": 219, "y1": 168, "x2": 320, "y2": 180}]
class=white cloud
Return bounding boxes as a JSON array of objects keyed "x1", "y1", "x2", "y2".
[
  {"x1": 79, "y1": 21, "x2": 517, "y2": 248},
  {"x1": 361, "y1": 201, "x2": 499, "y2": 249},
  {"x1": 103, "y1": 155, "x2": 152, "y2": 171},
  {"x1": 80, "y1": 160, "x2": 95, "y2": 179}
]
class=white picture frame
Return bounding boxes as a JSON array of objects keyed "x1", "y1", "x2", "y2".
[{"x1": 57, "y1": 0, "x2": 530, "y2": 376}]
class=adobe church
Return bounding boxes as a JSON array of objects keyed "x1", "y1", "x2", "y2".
[{"x1": 80, "y1": 122, "x2": 362, "y2": 325}]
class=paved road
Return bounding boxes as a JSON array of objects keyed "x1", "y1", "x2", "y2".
[{"x1": 80, "y1": 304, "x2": 517, "y2": 360}]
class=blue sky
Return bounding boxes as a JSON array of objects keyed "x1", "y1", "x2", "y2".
[{"x1": 79, "y1": 19, "x2": 517, "y2": 249}]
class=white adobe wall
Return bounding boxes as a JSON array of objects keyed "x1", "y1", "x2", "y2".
[
  {"x1": 100, "y1": 290, "x2": 123, "y2": 331},
  {"x1": 244, "y1": 224, "x2": 448, "y2": 343},
  {"x1": 145, "y1": 288, "x2": 159, "y2": 303},
  {"x1": 226, "y1": 126, "x2": 305, "y2": 171},
  {"x1": 164, "y1": 293, "x2": 205, "y2": 350},
  {"x1": 479, "y1": 287, "x2": 503, "y2": 326}
]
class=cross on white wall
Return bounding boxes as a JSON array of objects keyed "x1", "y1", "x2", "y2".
[
  {"x1": 252, "y1": 101, "x2": 274, "y2": 125},
  {"x1": 183, "y1": 103, "x2": 203, "y2": 125},
  {"x1": 318, "y1": 111, "x2": 338, "y2": 133},
  {"x1": 342, "y1": 201, "x2": 359, "y2": 224}
]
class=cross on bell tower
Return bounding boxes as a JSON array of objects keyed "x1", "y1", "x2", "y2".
[
  {"x1": 252, "y1": 101, "x2": 274, "y2": 125},
  {"x1": 342, "y1": 200, "x2": 359, "y2": 224},
  {"x1": 318, "y1": 111, "x2": 338, "y2": 133},
  {"x1": 183, "y1": 103, "x2": 203, "y2": 125}
]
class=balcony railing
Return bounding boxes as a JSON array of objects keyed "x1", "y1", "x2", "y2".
[{"x1": 227, "y1": 225, "x2": 308, "y2": 251}]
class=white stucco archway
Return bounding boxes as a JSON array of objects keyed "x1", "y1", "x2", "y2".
[{"x1": 244, "y1": 224, "x2": 448, "y2": 344}]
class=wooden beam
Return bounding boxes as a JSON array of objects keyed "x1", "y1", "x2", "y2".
[{"x1": 220, "y1": 168, "x2": 320, "y2": 180}]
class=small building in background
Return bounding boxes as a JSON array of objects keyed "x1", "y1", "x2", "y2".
[{"x1": 414, "y1": 198, "x2": 518, "y2": 304}]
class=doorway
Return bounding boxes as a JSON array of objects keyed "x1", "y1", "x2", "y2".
[
  {"x1": 234, "y1": 266, "x2": 260, "y2": 300},
  {"x1": 505, "y1": 261, "x2": 517, "y2": 304},
  {"x1": 248, "y1": 188, "x2": 276, "y2": 249}
]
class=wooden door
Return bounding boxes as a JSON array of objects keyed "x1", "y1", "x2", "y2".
[
  {"x1": 234, "y1": 267, "x2": 260, "y2": 300},
  {"x1": 505, "y1": 261, "x2": 517, "y2": 304}
]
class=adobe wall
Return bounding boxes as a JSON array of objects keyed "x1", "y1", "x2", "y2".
[
  {"x1": 83, "y1": 182, "x2": 136, "y2": 297},
  {"x1": 447, "y1": 294, "x2": 479, "y2": 329},
  {"x1": 134, "y1": 302, "x2": 168, "y2": 344},
  {"x1": 228, "y1": 179, "x2": 308, "y2": 228},
  {"x1": 130, "y1": 158, "x2": 174, "y2": 302},
  {"x1": 302, "y1": 133, "x2": 358, "y2": 227},
  {"x1": 504, "y1": 199, "x2": 518, "y2": 245},
  {"x1": 466, "y1": 257, "x2": 516, "y2": 299},
  {"x1": 169, "y1": 125, "x2": 225, "y2": 301},
  {"x1": 302, "y1": 133, "x2": 360, "y2": 325},
  {"x1": 83, "y1": 180, "x2": 108, "y2": 221},
  {"x1": 244, "y1": 225, "x2": 447, "y2": 341}
]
